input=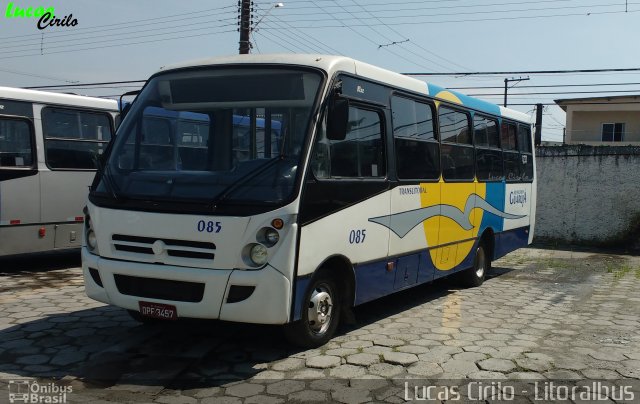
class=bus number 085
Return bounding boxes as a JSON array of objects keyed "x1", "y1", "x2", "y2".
[
  {"x1": 349, "y1": 229, "x2": 366, "y2": 244},
  {"x1": 197, "y1": 220, "x2": 221, "y2": 233}
]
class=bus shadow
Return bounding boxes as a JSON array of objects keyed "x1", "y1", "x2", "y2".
[
  {"x1": 0, "y1": 251, "x2": 81, "y2": 295},
  {"x1": 0, "y1": 266, "x2": 515, "y2": 391},
  {"x1": 339, "y1": 265, "x2": 515, "y2": 334},
  {"x1": 0, "y1": 250, "x2": 80, "y2": 274}
]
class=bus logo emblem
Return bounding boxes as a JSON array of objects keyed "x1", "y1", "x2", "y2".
[{"x1": 151, "y1": 240, "x2": 166, "y2": 256}]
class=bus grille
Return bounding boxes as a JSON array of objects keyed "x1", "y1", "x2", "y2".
[
  {"x1": 111, "y1": 234, "x2": 216, "y2": 262},
  {"x1": 114, "y1": 274, "x2": 205, "y2": 302}
]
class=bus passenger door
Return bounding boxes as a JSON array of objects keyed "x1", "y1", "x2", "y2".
[
  {"x1": 387, "y1": 96, "x2": 440, "y2": 287},
  {"x1": 301, "y1": 103, "x2": 391, "y2": 306},
  {"x1": 388, "y1": 184, "x2": 427, "y2": 289}
]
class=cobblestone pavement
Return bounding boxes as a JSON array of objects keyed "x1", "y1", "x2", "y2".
[{"x1": 0, "y1": 248, "x2": 639, "y2": 403}]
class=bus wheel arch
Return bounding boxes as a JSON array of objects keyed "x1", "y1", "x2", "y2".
[
  {"x1": 479, "y1": 228, "x2": 495, "y2": 269},
  {"x1": 461, "y1": 229, "x2": 494, "y2": 288},
  {"x1": 317, "y1": 255, "x2": 356, "y2": 311},
  {"x1": 284, "y1": 255, "x2": 355, "y2": 348}
]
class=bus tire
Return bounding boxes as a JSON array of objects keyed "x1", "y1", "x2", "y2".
[
  {"x1": 284, "y1": 275, "x2": 341, "y2": 348},
  {"x1": 461, "y1": 242, "x2": 489, "y2": 287}
]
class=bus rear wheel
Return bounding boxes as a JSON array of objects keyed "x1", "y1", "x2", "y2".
[
  {"x1": 284, "y1": 275, "x2": 341, "y2": 348},
  {"x1": 461, "y1": 242, "x2": 489, "y2": 287}
]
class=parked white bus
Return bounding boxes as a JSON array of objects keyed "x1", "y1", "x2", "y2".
[
  {"x1": 83, "y1": 55, "x2": 536, "y2": 347},
  {"x1": 0, "y1": 87, "x2": 118, "y2": 257}
]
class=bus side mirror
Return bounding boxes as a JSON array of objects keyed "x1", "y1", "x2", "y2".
[
  {"x1": 326, "y1": 98, "x2": 349, "y2": 141},
  {"x1": 120, "y1": 103, "x2": 132, "y2": 121},
  {"x1": 119, "y1": 90, "x2": 140, "y2": 122}
]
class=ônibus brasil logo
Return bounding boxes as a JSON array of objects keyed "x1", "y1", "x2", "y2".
[
  {"x1": 8, "y1": 379, "x2": 73, "y2": 404},
  {"x1": 5, "y1": 2, "x2": 78, "y2": 29}
]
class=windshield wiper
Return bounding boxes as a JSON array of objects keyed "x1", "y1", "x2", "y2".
[
  {"x1": 210, "y1": 156, "x2": 286, "y2": 210},
  {"x1": 96, "y1": 158, "x2": 122, "y2": 201}
]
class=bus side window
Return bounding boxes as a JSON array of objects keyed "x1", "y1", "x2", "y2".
[
  {"x1": 474, "y1": 115, "x2": 503, "y2": 181},
  {"x1": 391, "y1": 95, "x2": 439, "y2": 180},
  {"x1": 42, "y1": 107, "x2": 112, "y2": 170},
  {"x1": 439, "y1": 106, "x2": 474, "y2": 181},
  {"x1": 501, "y1": 122, "x2": 521, "y2": 181},
  {"x1": 312, "y1": 106, "x2": 386, "y2": 179},
  {"x1": 518, "y1": 124, "x2": 534, "y2": 181},
  {"x1": 0, "y1": 118, "x2": 33, "y2": 167}
]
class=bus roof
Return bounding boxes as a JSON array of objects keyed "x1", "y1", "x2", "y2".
[
  {"x1": 158, "y1": 54, "x2": 531, "y2": 124},
  {"x1": 0, "y1": 86, "x2": 118, "y2": 111}
]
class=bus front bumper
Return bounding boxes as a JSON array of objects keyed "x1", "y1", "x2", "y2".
[{"x1": 82, "y1": 248, "x2": 291, "y2": 324}]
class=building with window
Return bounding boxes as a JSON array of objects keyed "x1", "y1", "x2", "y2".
[{"x1": 555, "y1": 95, "x2": 640, "y2": 145}]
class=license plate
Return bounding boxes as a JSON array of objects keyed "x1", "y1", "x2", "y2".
[{"x1": 138, "y1": 301, "x2": 178, "y2": 320}]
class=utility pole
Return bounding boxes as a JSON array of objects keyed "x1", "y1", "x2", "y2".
[
  {"x1": 238, "y1": 0, "x2": 251, "y2": 54},
  {"x1": 534, "y1": 103, "x2": 543, "y2": 146},
  {"x1": 503, "y1": 77, "x2": 530, "y2": 107}
]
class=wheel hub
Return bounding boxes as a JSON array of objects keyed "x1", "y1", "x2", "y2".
[
  {"x1": 307, "y1": 285, "x2": 333, "y2": 334},
  {"x1": 475, "y1": 247, "x2": 486, "y2": 278}
]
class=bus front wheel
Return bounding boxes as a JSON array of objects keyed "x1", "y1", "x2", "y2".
[
  {"x1": 284, "y1": 275, "x2": 341, "y2": 348},
  {"x1": 461, "y1": 242, "x2": 489, "y2": 287}
]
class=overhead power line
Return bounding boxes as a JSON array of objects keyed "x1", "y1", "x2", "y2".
[
  {"x1": 470, "y1": 89, "x2": 640, "y2": 96},
  {"x1": 272, "y1": 0, "x2": 575, "y2": 12},
  {"x1": 274, "y1": 2, "x2": 635, "y2": 20},
  {"x1": 22, "y1": 80, "x2": 147, "y2": 90},
  {"x1": 0, "y1": 28, "x2": 236, "y2": 61},
  {"x1": 0, "y1": 5, "x2": 236, "y2": 40},
  {"x1": 255, "y1": 4, "x2": 343, "y2": 55},
  {"x1": 260, "y1": 9, "x2": 638, "y2": 29},
  {"x1": 0, "y1": 67, "x2": 77, "y2": 83},
  {"x1": 508, "y1": 101, "x2": 640, "y2": 106},
  {"x1": 450, "y1": 82, "x2": 640, "y2": 90},
  {"x1": 1, "y1": 22, "x2": 236, "y2": 57},
  {"x1": 2, "y1": 14, "x2": 236, "y2": 51},
  {"x1": 404, "y1": 68, "x2": 640, "y2": 76},
  {"x1": 347, "y1": 0, "x2": 469, "y2": 71}
]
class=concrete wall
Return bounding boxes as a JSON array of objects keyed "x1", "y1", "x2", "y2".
[{"x1": 534, "y1": 145, "x2": 640, "y2": 248}]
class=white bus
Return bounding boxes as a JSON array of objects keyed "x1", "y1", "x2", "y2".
[
  {"x1": 82, "y1": 55, "x2": 536, "y2": 347},
  {"x1": 0, "y1": 87, "x2": 118, "y2": 257}
]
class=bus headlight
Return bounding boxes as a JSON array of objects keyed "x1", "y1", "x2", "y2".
[
  {"x1": 242, "y1": 244, "x2": 269, "y2": 267},
  {"x1": 257, "y1": 227, "x2": 279, "y2": 247},
  {"x1": 87, "y1": 230, "x2": 98, "y2": 251},
  {"x1": 84, "y1": 207, "x2": 99, "y2": 255},
  {"x1": 265, "y1": 228, "x2": 279, "y2": 245},
  {"x1": 248, "y1": 243, "x2": 268, "y2": 267}
]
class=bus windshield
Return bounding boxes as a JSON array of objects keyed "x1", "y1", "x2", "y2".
[{"x1": 96, "y1": 67, "x2": 323, "y2": 210}]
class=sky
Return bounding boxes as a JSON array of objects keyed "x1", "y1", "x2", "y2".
[{"x1": 0, "y1": 0, "x2": 638, "y2": 142}]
